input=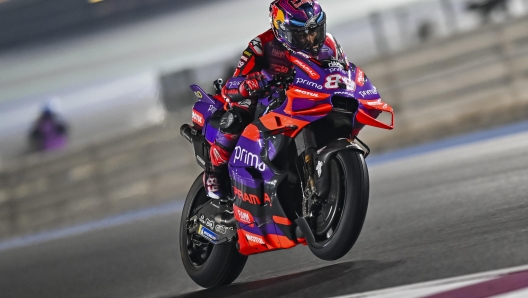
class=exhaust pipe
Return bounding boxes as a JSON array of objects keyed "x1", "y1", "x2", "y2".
[{"x1": 180, "y1": 124, "x2": 194, "y2": 143}]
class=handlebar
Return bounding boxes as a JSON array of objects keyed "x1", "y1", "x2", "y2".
[
  {"x1": 213, "y1": 78, "x2": 224, "y2": 95},
  {"x1": 249, "y1": 72, "x2": 295, "y2": 97}
]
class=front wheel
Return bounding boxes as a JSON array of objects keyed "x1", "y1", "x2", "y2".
[
  {"x1": 179, "y1": 173, "x2": 248, "y2": 288},
  {"x1": 308, "y1": 150, "x2": 369, "y2": 261}
]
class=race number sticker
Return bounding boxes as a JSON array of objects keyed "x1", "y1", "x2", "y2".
[{"x1": 324, "y1": 74, "x2": 355, "y2": 91}]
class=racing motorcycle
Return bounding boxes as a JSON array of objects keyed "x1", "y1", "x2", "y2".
[{"x1": 179, "y1": 50, "x2": 394, "y2": 288}]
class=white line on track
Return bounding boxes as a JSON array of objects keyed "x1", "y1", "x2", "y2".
[
  {"x1": 491, "y1": 288, "x2": 528, "y2": 298},
  {"x1": 0, "y1": 200, "x2": 184, "y2": 252},
  {"x1": 332, "y1": 264, "x2": 528, "y2": 298}
]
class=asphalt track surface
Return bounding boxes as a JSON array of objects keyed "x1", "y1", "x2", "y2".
[{"x1": 2, "y1": 127, "x2": 528, "y2": 298}]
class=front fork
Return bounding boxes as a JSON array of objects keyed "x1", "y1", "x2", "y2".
[
  {"x1": 304, "y1": 154, "x2": 317, "y2": 196},
  {"x1": 295, "y1": 128, "x2": 320, "y2": 218}
]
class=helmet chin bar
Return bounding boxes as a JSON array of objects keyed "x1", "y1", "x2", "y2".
[{"x1": 299, "y1": 39, "x2": 322, "y2": 56}]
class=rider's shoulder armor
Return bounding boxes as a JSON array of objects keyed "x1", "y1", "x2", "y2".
[
  {"x1": 234, "y1": 29, "x2": 292, "y2": 77},
  {"x1": 248, "y1": 29, "x2": 276, "y2": 57}
]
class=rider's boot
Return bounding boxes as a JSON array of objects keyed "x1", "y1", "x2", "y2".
[
  {"x1": 204, "y1": 166, "x2": 235, "y2": 226},
  {"x1": 207, "y1": 128, "x2": 245, "y2": 226},
  {"x1": 203, "y1": 170, "x2": 226, "y2": 201}
]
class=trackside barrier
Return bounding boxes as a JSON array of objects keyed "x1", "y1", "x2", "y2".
[
  {"x1": 358, "y1": 14, "x2": 528, "y2": 150},
  {"x1": 1, "y1": 15, "x2": 528, "y2": 241},
  {"x1": 0, "y1": 113, "x2": 201, "y2": 240}
]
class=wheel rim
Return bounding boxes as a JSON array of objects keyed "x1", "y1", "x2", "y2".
[
  {"x1": 314, "y1": 157, "x2": 346, "y2": 240},
  {"x1": 184, "y1": 187, "x2": 214, "y2": 268}
]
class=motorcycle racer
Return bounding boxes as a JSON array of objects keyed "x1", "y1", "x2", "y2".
[{"x1": 202, "y1": 0, "x2": 378, "y2": 202}]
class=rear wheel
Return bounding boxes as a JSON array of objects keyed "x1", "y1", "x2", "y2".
[
  {"x1": 179, "y1": 173, "x2": 248, "y2": 288},
  {"x1": 308, "y1": 150, "x2": 369, "y2": 261}
]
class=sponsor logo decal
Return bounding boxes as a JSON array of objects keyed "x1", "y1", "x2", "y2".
[
  {"x1": 198, "y1": 225, "x2": 218, "y2": 241},
  {"x1": 333, "y1": 91, "x2": 354, "y2": 97},
  {"x1": 264, "y1": 193, "x2": 272, "y2": 206},
  {"x1": 355, "y1": 67, "x2": 365, "y2": 87},
  {"x1": 234, "y1": 146, "x2": 266, "y2": 171},
  {"x1": 215, "y1": 224, "x2": 227, "y2": 234},
  {"x1": 233, "y1": 186, "x2": 261, "y2": 205},
  {"x1": 245, "y1": 80, "x2": 259, "y2": 90},
  {"x1": 196, "y1": 155, "x2": 206, "y2": 166},
  {"x1": 234, "y1": 207, "x2": 253, "y2": 225},
  {"x1": 295, "y1": 78, "x2": 323, "y2": 90},
  {"x1": 271, "y1": 48, "x2": 285, "y2": 58},
  {"x1": 250, "y1": 37, "x2": 263, "y2": 55},
  {"x1": 238, "y1": 61, "x2": 245, "y2": 68},
  {"x1": 316, "y1": 161, "x2": 323, "y2": 177},
  {"x1": 295, "y1": 51, "x2": 312, "y2": 59},
  {"x1": 305, "y1": 12, "x2": 321, "y2": 28},
  {"x1": 363, "y1": 99, "x2": 386, "y2": 107},
  {"x1": 227, "y1": 80, "x2": 242, "y2": 89},
  {"x1": 191, "y1": 109, "x2": 204, "y2": 126},
  {"x1": 271, "y1": 4, "x2": 285, "y2": 30},
  {"x1": 292, "y1": 88, "x2": 320, "y2": 98},
  {"x1": 290, "y1": 0, "x2": 313, "y2": 9},
  {"x1": 205, "y1": 218, "x2": 215, "y2": 230},
  {"x1": 271, "y1": 63, "x2": 290, "y2": 74},
  {"x1": 359, "y1": 87, "x2": 378, "y2": 98},
  {"x1": 194, "y1": 91, "x2": 203, "y2": 98},
  {"x1": 291, "y1": 57, "x2": 320, "y2": 80},
  {"x1": 208, "y1": 105, "x2": 217, "y2": 113},
  {"x1": 244, "y1": 50, "x2": 253, "y2": 57},
  {"x1": 245, "y1": 233, "x2": 266, "y2": 245},
  {"x1": 241, "y1": 55, "x2": 248, "y2": 62},
  {"x1": 327, "y1": 67, "x2": 346, "y2": 73},
  {"x1": 327, "y1": 60, "x2": 344, "y2": 69}
]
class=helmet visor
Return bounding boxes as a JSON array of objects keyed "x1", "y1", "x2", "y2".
[{"x1": 284, "y1": 14, "x2": 326, "y2": 55}]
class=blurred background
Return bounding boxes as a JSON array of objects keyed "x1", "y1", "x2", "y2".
[{"x1": 1, "y1": 0, "x2": 528, "y2": 240}]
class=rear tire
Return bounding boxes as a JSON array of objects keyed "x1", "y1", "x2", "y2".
[
  {"x1": 308, "y1": 150, "x2": 369, "y2": 261},
  {"x1": 179, "y1": 173, "x2": 248, "y2": 288}
]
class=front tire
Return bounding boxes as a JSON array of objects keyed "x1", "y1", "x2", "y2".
[
  {"x1": 179, "y1": 173, "x2": 248, "y2": 288},
  {"x1": 308, "y1": 150, "x2": 369, "y2": 261}
]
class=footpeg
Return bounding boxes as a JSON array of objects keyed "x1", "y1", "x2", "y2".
[{"x1": 215, "y1": 211, "x2": 235, "y2": 226}]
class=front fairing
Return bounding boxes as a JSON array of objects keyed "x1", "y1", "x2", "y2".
[{"x1": 260, "y1": 52, "x2": 393, "y2": 131}]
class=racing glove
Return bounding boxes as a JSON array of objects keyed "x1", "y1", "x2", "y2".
[
  {"x1": 223, "y1": 72, "x2": 268, "y2": 103},
  {"x1": 238, "y1": 72, "x2": 268, "y2": 98}
]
